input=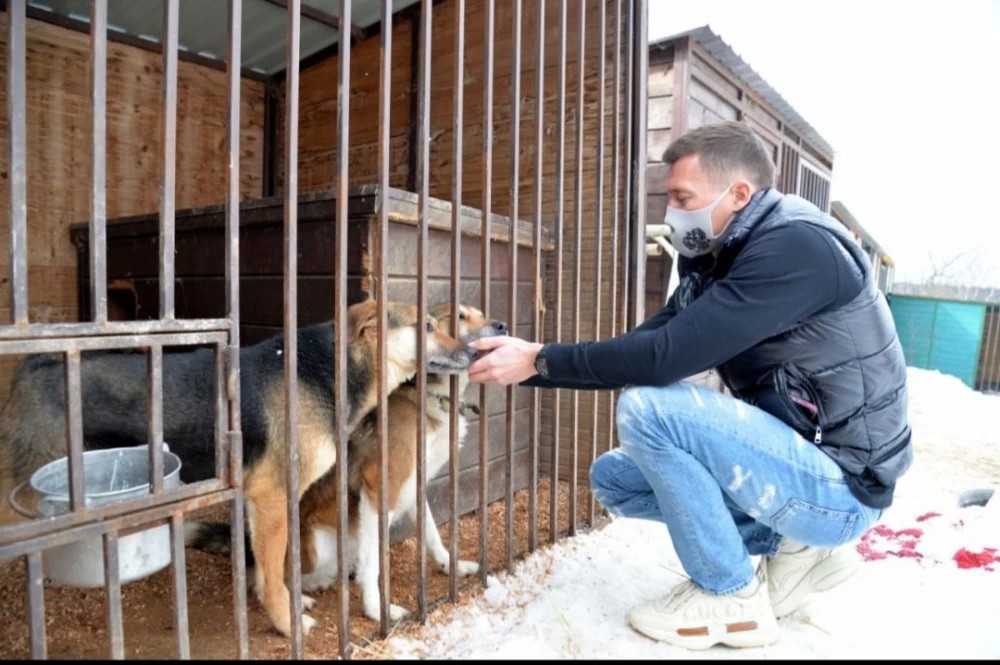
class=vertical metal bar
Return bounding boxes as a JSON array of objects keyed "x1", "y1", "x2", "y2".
[
  {"x1": 170, "y1": 512, "x2": 190, "y2": 659},
  {"x1": 529, "y1": 0, "x2": 545, "y2": 554},
  {"x1": 479, "y1": 0, "x2": 495, "y2": 586},
  {"x1": 103, "y1": 531, "x2": 125, "y2": 660},
  {"x1": 148, "y1": 344, "x2": 165, "y2": 495},
  {"x1": 26, "y1": 551, "x2": 46, "y2": 659},
  {"x1": 225, "y1": 0, "x2": 249, "y2": 657},
  {"x1": 505, "y1": 0, "x2": 520, "y2": 575},
  {"x1": 7, "y1": 0, "x2": 28, "y2": 326},
  {"x1": 64, "y1": 351, "x2": 86, "y2": 511},
  {"x1": 569, "y1": 0, "x2": 586, "y2": 538},
  {"x1": 588, "y1": 0, "x2": 606, "y2": 528},
  {"x1": 631, "y1": 0, "x2": 648, "y2": 326},
  {"x1": 375, "y1": 0, "x2": 393, "y2": 636},
  {"x1": 90, "y1": 0, "x2": 108, "y2": 323},
  {"x1": 621, "y1": 0, "x2": 634, "y2": 335},
  {"x1": 159, "y1": 0, "x2": 179, "y2": 320},
  {"x1": 550, "y1": 0, "x2": 567, "y2": 546},
  {"x1": 283, "y1": 0, "x2": 304, "y2": 656},
  {"x1": 215, "y1": 344, "x2": 228, "y2": 484},
  {"x1": 987, "y1": 307, "x2": 999, "y2": 389},
  {"x1": 448, "y1": 0, "x2": 466, "y2": 604},
  {"x1": 414, "y1": 0, "x2": 432, "y2": 622},
  {"x1": 607, "y1": 0, "x2": 622, "y2": 459},
  {"x1": 334, "y1": 0, "x2": 353, "y2": 655}
]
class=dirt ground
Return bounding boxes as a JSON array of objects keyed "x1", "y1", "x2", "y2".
[{"x1": 0, "y1": 477, "x2": 602, "y2": 660}]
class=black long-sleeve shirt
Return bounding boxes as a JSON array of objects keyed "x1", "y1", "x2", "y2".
[{"x1": 523, "y1": 220, "x2": 865, "y2": 390}]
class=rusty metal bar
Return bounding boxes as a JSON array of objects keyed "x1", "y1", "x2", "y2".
[
  {"x1": 0, "y1": 486, "x2": 237, "y2": 558},
  {"x1": 630, "y1": 0, "x2": 648, "y2": 326},
  {"x1": 606, "y1": 0, "x2": 622, "y2": 461},
  {"x1": 0, "y1": 319, "x2": 233, "y2": 341},
  {"x1": 64, "y1": 351, "x2": 86, "y2": 512},
  {"x1": 550, "y1": 0, "x2": 567, "y2": 546},
  {"x1": 588, "y1": 0, "x2": 606, "y2": 528},
  {"x1": 222, "y1": 38, "x2": 245, "y2": 650},
  {"x1": 7, "y1": 0, "x2": 28, "y2": 326},
  {"x1": 375, "y1": 0, "x2": 393, "y2": 636},
  {"x1": 159, "y1": 0, "x2": 179, "y2": 320},
  {"x1": 334, "y1": 0, "x2": 353, "y2": 655},
  {"x1": 282, "y1": 0, "x2": 305, "y2": 656},
  {"x1": 505, "y1": 0, "x2": 521, "y2": 573},
  {"x1": 414, "y1": 0, "x2": 432, "y2": 623},
  {"x1": 102, "y1": 531, "x2": 125, "y2": 660},
  {"x1": 215, "y1": 343, "x2": 228, "y2": 484},
  {"x1": 148, "y1": 344, "x2": 165, "y2": 495},
  {"x1": 621, "y1": 0, "x2": 634, "y2": 336},
  {"x1": 25, "y1": 551, "x2": 45, "y2": 659},
  {"x1": 90, "y1": 0, "x2": 108, "y2": 323},
  {"x1": 0, "y1": 330, "x2": 227, "y2": 356},
  {"x1": 170, "y1": 512, "x2": 191, "y2": 659},
  {"x1": 569, "y1": 0, "x2": 586, "y2": 538},
  {"x1": 448, "y1": 0, "x2": 466, "y2": 604},
  {"x1": 528, "y1": 0, "x2": 545, "y2": 554},
  {"x1": 479, "y1": 0, "x2": 495, "y2": 585}
]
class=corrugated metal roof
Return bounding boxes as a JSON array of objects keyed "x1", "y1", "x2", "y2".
[
  {"x1": 651, "y1": 25, "x2": 834, "y2": 160},
  {"x1": 25, "y1": 0, "x2": 418, "y2": 76}
]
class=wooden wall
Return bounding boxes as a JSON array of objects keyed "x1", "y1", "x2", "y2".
[{"x1": 0, "y1": 13, "x2": 267, "y2": 401}]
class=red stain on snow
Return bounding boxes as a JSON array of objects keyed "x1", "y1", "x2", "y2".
[{"x1": 857, "y1": 521, "x2": 997, "y2": 571}]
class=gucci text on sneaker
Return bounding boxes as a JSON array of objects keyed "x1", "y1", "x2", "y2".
[{"x1": 626, "y1": 575, "x2": 779, "y2": 650}]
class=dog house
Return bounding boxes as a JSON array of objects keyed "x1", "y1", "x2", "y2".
[{"x1": 0, "y1": 0, "x2": 649, "y2": 658}]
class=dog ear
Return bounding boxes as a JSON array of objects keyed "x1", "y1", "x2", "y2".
[{"x1": 347, "y1": 299, "x2": 378, "y2": 339}]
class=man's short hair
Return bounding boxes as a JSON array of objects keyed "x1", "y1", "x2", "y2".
[{"x1": 662, "y1": 121, "x2": 777, "y2": 190}]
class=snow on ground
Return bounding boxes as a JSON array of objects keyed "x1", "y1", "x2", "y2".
[{"x1": 386, "y1": 368, "x2": 1000, "y2": 659}]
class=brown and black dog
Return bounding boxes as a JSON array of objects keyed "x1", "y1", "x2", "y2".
[
  {"x1": 186, "y1": 302, "x2": 507, "y2": 621},
  {"x1": 0, "y1": 299, "x2": 476, "y2": 636}
]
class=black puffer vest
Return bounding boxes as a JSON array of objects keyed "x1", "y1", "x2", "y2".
[{"x1": 675, "y1": 188, "x2": 912, "y2": 509}]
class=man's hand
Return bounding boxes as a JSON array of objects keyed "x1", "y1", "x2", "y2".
[{"x1": 468, "y1": 336, "x2": 544, "y2": 385}]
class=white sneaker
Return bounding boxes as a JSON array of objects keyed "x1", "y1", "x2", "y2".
[
  {"x1": 627, "y1": 577, "x2": 779, "y2": 650},
  {"x1": 766, "y1": 540, "x2": 861, "y2": 618}
]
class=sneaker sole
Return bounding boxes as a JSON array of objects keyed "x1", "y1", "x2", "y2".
[
  {"x1": 628, "y1": 614, "x2": 780, "y2": 650},
  {"x1": 771, "y1": 555, "x2": 861, "y2": 618}
]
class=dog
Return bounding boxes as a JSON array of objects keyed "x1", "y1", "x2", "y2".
[
  {"x1": 0, "y1": 300, "x2": 476, "y2": 637},
  {"x1": 184, "y1": 302, "x2": 507, "y2": 621}
]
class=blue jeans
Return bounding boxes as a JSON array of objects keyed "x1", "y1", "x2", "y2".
[{"x1": 590, "y1": 381, "x2": 882, "y2": 596}]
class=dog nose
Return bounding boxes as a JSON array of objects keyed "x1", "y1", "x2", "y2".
[{"x1": 493, "y1": 320, "x2": 508, "y2": 334}]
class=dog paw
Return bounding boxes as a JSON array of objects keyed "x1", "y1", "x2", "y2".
[
  {"x1": 301, "y1": 571, "x2": 337, "y2": 593},
  {"x1": 301, "y1": 594, "x2": 316, "y2": 611},
  {"x1": 455, "y1": 559, "x2": 480, "y2": 576},
  {"x1": 301, "y1": 614, "x2": 318, "y2": 635},
  {"x1": 389, "y1": 604, "x2": 410, "y2": 621}
]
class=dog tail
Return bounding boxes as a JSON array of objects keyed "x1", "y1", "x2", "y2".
[{"x1": 183, "y1": 521, "x2": 255, "y2": 567}]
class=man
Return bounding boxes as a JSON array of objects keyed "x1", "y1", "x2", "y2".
[{"x1": 468, "y1": 121, "x2": 912, "y2": 650}]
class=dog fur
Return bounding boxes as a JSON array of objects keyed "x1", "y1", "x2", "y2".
[
  {"x1": 185, "y1": 302, "x2": 507, "y2": 621},
  {"x1": 0, "y1": 300, "x2": 475, "y2": 637}
]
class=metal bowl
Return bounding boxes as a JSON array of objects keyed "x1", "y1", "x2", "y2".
[{"x1": 17, "y1": 445, "x2": 182, "y2": 588}]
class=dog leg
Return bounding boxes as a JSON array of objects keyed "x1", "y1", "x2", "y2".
[
  {"x1": 412, "y1": 499, "x2": 480, "y2": 577},
  {"x1": 247, "y1": 490, "x2": 317, "y2": 636},
  {"x1": 301, "y1": 527, "x2": 340, "y2": 592},
  {"x1": 356, "y1": 491, "x2": 409, "y2": 621}
]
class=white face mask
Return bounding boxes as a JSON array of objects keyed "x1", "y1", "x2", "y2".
[{"x1": 664, "y1": 185, "x2": 734, "y2": 258}]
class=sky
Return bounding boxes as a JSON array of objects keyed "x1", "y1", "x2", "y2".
[
  {"x1": 385, "y1": 366, "x2": 1000, "y2": 659},
  {"x1": 645, "y1": 0, "x2": 1000, "y2": 289}
]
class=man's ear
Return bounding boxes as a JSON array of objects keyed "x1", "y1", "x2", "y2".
[{"x1": 732, "y1": 180, "x2": 754, "y2": 210}]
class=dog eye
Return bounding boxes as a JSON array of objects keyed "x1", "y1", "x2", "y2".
[
  {"x1": 459, "y1": 312, "x2": 466, "y2": 321},
  {"x1": 425, "y1": 320, "x2": 434, "y2": 333}
]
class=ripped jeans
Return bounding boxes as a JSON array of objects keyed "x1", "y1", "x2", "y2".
[{"x1": 590, "y1": 381, "x2": 882, "y2": 596}]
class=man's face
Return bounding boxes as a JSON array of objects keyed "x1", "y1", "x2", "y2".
[{"x1": 666, "y1": 153, "x2": 749, "y2": 236}]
